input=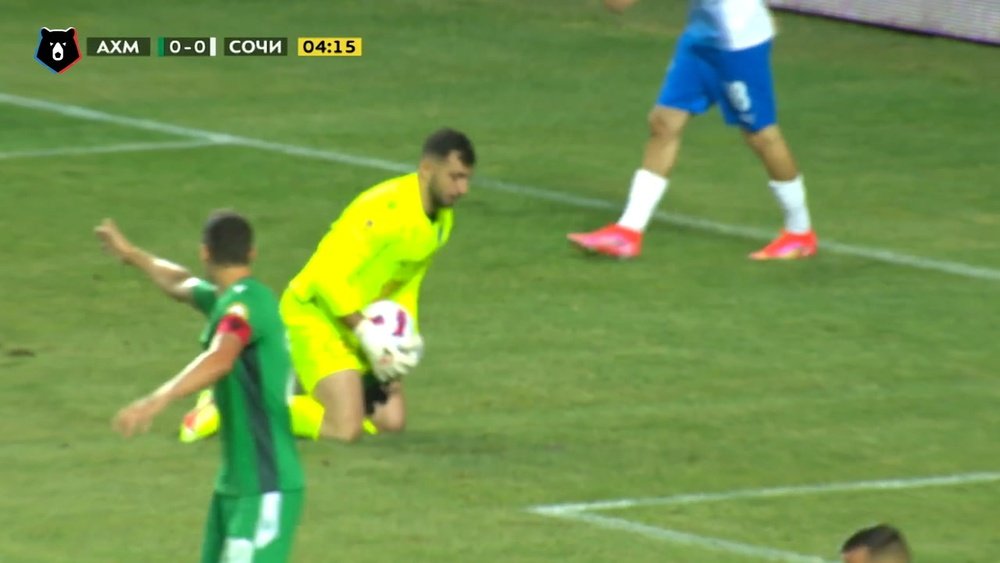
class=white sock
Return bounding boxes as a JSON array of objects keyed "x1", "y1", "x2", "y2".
[
  {"x1": 617, "y1": 169, "x2": 668, "y2": 232},
  {"x1": 768, "y1": 175, "x2": 812, "y2": 234}
]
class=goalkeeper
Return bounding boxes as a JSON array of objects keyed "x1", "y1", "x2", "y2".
[{"x1": 182, "y1": 128, "x2": 476, "y2": 443}]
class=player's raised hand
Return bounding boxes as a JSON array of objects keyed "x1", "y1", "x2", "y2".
[
  {"x1": 113, "y1": 395, "x2": 169, "y2": 438},
  {"x1": 95, "y1": 218, "x2": 136, "y2": 263},
  {"x1": 603, "y1": 0, "x2": 638, "y2": 14}
]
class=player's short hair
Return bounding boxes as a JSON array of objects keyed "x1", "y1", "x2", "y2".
[
  {"x1": 202, "y1": 210, "x2": 253, "y2": 266},
  {"x1": 422, "y1": 127, "x2": 476, "y2": 167},
  {"x1": 841, "y1": 524, "x2": 910, "y2": 561}
]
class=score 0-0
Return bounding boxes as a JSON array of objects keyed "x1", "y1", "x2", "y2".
[{"x1": 158, "y1": 36, "x2": 216, "y2": 56}]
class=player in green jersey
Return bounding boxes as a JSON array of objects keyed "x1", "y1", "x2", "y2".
[{"x1": 100, "y1": 211, "x2": 305, "y2": 563}]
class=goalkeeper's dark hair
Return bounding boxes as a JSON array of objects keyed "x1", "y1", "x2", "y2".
[
  {"x1": 422, "y1": 127, "x2": 476, "y2": 167},
  {"x1": 841, "y1": 524, "x2": 910, "y2": 561},
  {"x1": 202, "y1": 210, "x2": 253, "y2": 266}
]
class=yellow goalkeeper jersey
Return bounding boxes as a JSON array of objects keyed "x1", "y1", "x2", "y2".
[{"x1": 284, "y1": 172, "x2": 451, "y2": 328}]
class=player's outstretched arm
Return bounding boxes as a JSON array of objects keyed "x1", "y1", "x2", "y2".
[
  {"x1": 113, "y1": 328, "x2": 246, "y2": 437},
  {"x1": 95, "y1": 218, "x2": 198, "y2": 304}
]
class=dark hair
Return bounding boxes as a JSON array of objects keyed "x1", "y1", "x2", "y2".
[
  {"x1": 841, "y1": 525, "x2": 910, "y2": 559},
  {"x1": 422, "y1": 127, "x2": 476, "y2": 166},
  {"x1": 202, "y1": 210, "x2": 253, "y2": 266}
]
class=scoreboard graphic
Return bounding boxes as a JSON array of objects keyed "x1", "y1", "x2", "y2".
[{"x1": 35, "y1": 27, "x2": 363, "y2": 73}]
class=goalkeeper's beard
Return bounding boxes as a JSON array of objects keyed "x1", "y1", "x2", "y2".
[{"x1": 433, "y1": 189, "x2": 460, "y2": 209}]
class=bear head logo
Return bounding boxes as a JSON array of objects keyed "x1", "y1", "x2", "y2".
[{"x1": 35, "y1": 27, "x2": 82, "y2": 74}]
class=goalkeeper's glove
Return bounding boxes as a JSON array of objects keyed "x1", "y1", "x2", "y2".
[{"x1": 353, "y1": 319, "x2": 423, "y2": 383}]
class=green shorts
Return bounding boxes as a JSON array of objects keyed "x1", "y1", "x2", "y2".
[{"x1": 201, "y1": 490, "x2": 304, "y2": 563}]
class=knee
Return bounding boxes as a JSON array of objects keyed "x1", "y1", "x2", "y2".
[
  {"x1": 647, "y1": 108, "x2": 684, "y2": 140},
  {"x1": 320, "y1": 417, "x2": 364, "y2": 443},
  {"x1": 745, "y1": 125, "x2": 783, "y2": 151},
  {"x1": 379, "y1": 416, "x2": 406, "y2": 434},
  {"x1": 329, "y1": 426, "x2": 364, "y2": 443}
]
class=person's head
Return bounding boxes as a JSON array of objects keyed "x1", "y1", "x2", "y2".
[
  {"x1": 418, "y1": 127, "x2": 476, "y2": 210},
  {"x1": 841, "y1": 525, "x2": 910, "y2": 563},
  {"x1": 200, "y1": 210, "x2": 255, "y2": 280}
]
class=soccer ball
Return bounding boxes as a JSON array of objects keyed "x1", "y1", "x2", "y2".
[{"x1": 362, "y1": 300, "x2": 423, "y2": 360}]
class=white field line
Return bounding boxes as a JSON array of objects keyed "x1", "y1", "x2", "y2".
[
  {"x1": 528, "y1": 470, "x2": 1000, "y2": 515},
  {"x1": 550, "y1": 511, "x2": 834, "y2": 563},
  {"x1": 3, "y1": 91, "x2": 999, "y2": 282},
  {"x1": 529, "y1": 471, "x2": 1000, "y2": 562},
  {"x1": 0, "y1": 139, "x2": 226, "y2": 160}
]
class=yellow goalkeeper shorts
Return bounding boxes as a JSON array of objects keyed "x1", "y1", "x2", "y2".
[{"x1": 279, "y1": 292, "x2": 367, "y2": 394}]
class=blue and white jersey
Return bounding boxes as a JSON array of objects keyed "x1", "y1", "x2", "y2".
[{"x1": 684, "y1": 0, "x2": 775, "y2": 51}]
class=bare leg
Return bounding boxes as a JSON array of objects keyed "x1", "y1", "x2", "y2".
[
  {"x1": 311, "y1": 370, "x2": 366, "y2": 443},
  {"x1": 742, "y1": 125, "x2": 799, "y2": 181},
  {"x1": 567, "y1": 106, "x2": 692, "y2": 257},
  {"x1": 743, "y1": 124, "x2": 816, "y2": 257},
  {"x1": 616, "y1": 106, "x2": 691, "y2": 232},
  {"x1": 641, "y1": 106, "x2": 691, "y2": 177},
  {"x1": 369, "y1": 381, "x2": 406, "y2": 433}
]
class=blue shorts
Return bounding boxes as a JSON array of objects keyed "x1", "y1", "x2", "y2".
[{"x1": 656, "y1": 35, "x2": 776, "y2": 132}]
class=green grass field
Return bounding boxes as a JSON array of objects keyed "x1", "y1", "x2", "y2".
[{"x1": 2, "y1": 1, "x2": 999, "y2": 561}]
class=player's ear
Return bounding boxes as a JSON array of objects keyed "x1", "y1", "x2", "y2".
[
  {"x1": 199, "y1": 243, "x2": 210, "y2": 263},
  {"x1": 248, "y1": 247, "x2": 257, "y2": 263}
]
